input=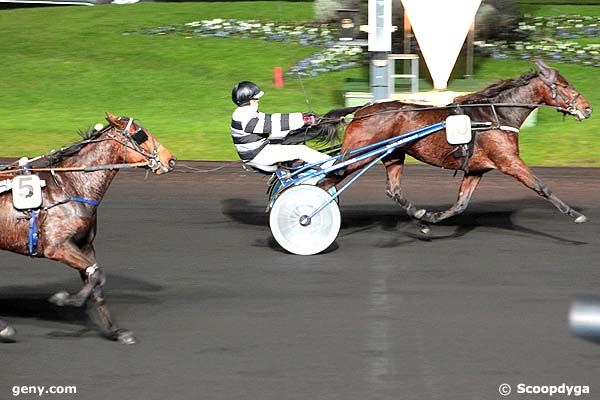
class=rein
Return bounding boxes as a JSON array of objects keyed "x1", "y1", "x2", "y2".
[
  {"x1": 318, "y1": 102, "x2": 567, "y2": 125},
  {"x1": 3, "y1": 162, "x2": 149, "y2": 175},
  {"x1": 0, "y1": 119, "x2": 159, "y2": 175},
  {"x1": 318, "y1": 72, "x2": 583, "y2": 126}
]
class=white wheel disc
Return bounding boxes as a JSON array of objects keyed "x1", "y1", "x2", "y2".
[{"x1": 270, "y1": 185, "x2": 341, "y2": 255}]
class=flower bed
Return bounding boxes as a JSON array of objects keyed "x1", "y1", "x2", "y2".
[
  {"x1": 138, "y1": 15, "x2": 600, "y2": 77},
  {"x1": 475, "y1": 15, "x2": 600, "y2": 67}
]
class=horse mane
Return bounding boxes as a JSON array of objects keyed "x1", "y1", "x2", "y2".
[
  {"x1": 322, "y1": 105, "x2": 363, "y2": 121},
  {"x1": 39, "y1": 126, "x2": 107, "y2": 166},
  {"x1": 77, "y1": 126, "x2": 100, "y2": 140},
  {"x1": 454, "y1": 70, "x2": 539, "y2": 104}
]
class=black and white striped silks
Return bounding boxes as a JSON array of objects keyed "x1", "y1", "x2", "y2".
[{"x1": 230, "y1": 104, "x2": 304, "y2": 160}]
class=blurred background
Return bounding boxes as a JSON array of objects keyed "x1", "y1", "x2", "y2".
[{"x1": 0, "y1": 0, "x2": 598, "y2": 164}]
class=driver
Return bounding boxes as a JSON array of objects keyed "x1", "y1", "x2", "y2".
[{"x1": 230, "y1": 81, "x2": 333, "y2": 172}]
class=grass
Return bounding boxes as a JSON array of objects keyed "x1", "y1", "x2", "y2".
[
  {"x1": 0, "y1": 2, "x2": 319, "y2": 159},
  {"x1": 0, "y1": 2, "x2": 598, "y2": 166}
]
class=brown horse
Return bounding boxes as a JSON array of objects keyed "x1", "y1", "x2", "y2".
[
  {"x1": 0, "y1": 113, "x2": 176, "y2": 344},
  {"x1": 317, "y1": 60, "x2": 592, "y2": 228}
]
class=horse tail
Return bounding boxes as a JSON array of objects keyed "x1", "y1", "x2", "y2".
[
  {"x1": 311, "y1": 105, "x2": 365, "y2": 144},
  {"x1": 281, "y1": 105, "x2": 366, "y2": 145}
]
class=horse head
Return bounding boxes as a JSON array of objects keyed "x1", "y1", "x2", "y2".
[
  {"x1": 535, "y1": 59, "x2": 592, "y2": 121},
  {"x1": 105, "y1": 113, "x2": 176, "y2": 174}
]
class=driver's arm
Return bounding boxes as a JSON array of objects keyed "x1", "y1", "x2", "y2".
[{"x1": 242, "y1": 112, "x2": 304, "y2": 140}]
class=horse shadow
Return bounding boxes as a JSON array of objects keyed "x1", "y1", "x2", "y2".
[
  {"x1": 0, "y1": 274, "x2": 165, "y2": 339},
  {"x1": 222, "y1": 197, "x2": 588, "y2": 250}
]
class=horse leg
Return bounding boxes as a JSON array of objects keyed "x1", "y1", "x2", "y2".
[
  {"x1": 420, "y1": 173, "x2": 483, "y2": 224},
  {"x1": 83, "y1": 270, "x2": 137, "y2": 345},
  {"x1": 48, "y1": 243, "x2": 136, "y2": 344},
  {"x1": 49, "y1": 265, "x2": 104, "y2": 307},
  {"x1": 494, "y1": 156, "x2": 587, "y2": 223},
  {"x1": 0, "y1": 318, "x2": 16, "y2": 343},
  {"x1": 384, "y1": 156, "x2": 427, "y2": 219},
  {"x1": 47, "y1": 242, "x2": 105, "y2": 307},
  {"x1": 383, "y1": 157, "x2": 432, "y2": 234},
  {"x1": 91, "y1": 294, "x2": 136, "y2": 345},
  {"x1": 318, "y1": 172, "x2": 346, "y2": 191}
]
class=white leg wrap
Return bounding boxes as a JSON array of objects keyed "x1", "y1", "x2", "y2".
[{"x1": 86, "y1": 264, "x2": 99, "y2": 277}]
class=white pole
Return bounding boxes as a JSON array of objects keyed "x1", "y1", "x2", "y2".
[{"x1": 368, "y1": 0, "x2": 393, "y2": 101}]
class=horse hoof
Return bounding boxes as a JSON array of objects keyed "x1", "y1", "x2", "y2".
[
  {"x1": 48, "y1": 291, "x2": 70, "y2": 306},
  {"x1": 414, "y1": 220, "x2": 431, "y2": 235},
  {"x1": 116, "y1": 330, "x2": 137, "y2": 345},
  {"x1": 414, "y1": 209, "x2": 426, "y2": 219},
  {"x1": 575, "y1": 215, "x2": 588, "y2": 224},
  {"x1": 0, "y1": 325, "x2": 17, "y2": 343}
]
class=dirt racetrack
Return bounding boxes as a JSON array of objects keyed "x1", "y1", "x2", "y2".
[{"x1": 1, "y1": 162, "x2": 599, "y2": 400}]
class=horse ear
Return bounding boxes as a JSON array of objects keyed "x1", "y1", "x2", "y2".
[
  {"x1": 105, "y1": 112, "x2": 125, "y2": 128},
  {"x1": 535, "y1": 59, "x2": 556, "y2": 81}
]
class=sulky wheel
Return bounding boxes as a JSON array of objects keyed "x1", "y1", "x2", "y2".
[{"x1": 269, "y1": 185, "x2": 341, "y2": 255}]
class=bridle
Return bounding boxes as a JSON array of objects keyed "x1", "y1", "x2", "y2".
[
  {"x1": 108, "y1": 117, "x2": 169, "y2": 174},
  {"x1": 538, "y1": 73, "x2": 583, "y2": 117}
]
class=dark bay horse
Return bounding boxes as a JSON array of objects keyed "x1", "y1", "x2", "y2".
[
  {"x1": 317, "y1": 60, "x2": 592, "y2": 227},
  {"x1": 0, "y1": 113, "x2": 176, "y2": 344}
]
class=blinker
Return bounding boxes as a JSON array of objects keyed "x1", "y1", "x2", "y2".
[{"x1": 131, "y1": 129, "x2": 148, "y2": 145}]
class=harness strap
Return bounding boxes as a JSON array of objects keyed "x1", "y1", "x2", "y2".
[
  {"x1": 43, "y1": 196, "x2": 101, "y2": 211},
  {"x1": 450, "y1": 123, "x2": 519, "y2": 174},
  {"x1": 69, "y1": 197, "x2": 100, "y2": 206},
  {"x1": 28, "y1": 197, "x2": 98, "y2": 256},
  {"x1": 28, "y1": 210, "x2": 38, "y2": 256},
  {"x1": 499, "y1": 125, "x2": 520, "y2": 134}
]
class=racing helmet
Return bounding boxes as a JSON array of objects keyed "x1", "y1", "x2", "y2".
[{"x1": 232, "y1": 81, "x2": 264, "y2": 106}]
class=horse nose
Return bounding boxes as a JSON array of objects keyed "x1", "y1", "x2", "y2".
[
  {"x1": 168, "y1": 159, "x2": 177, "y2": 170},
  {"x1": 584, "y1": 107, "x2": 592, "y2": 118}
]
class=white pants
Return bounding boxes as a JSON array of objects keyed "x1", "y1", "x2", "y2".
[{"x1": 248, "y1": 144, "x2": 334, "y2": 172}]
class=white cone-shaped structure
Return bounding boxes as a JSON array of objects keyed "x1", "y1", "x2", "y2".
[{"x1": 402, "y1": 0, "x2": 481, "y2": 90}]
